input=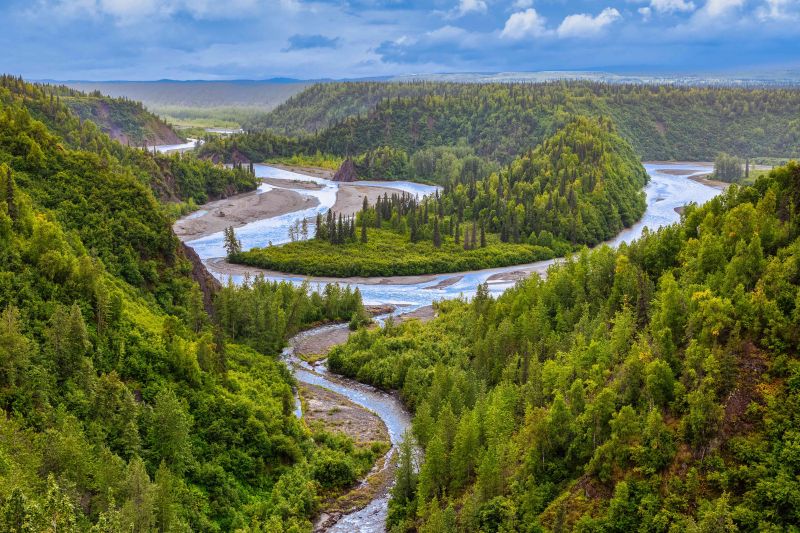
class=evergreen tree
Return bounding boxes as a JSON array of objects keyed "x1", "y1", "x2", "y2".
[
  {"x1": 361, "y1": 211, "x2": 368, "y2": 244},
  {"x1": 223, "y1": 226, "x2": 242, "y2": 257}
]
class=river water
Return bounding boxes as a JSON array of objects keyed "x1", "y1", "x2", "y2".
[
  {"x1": 186, "y1": 162, "x2": 719, "y2": 314},
  {"x1": 178, "y1": 160, "x2": 720, "y2": 532}
]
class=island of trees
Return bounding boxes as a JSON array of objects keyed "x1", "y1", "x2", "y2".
[{"x1": 229, "y1": 116, "x2": 648, "y2": 277}]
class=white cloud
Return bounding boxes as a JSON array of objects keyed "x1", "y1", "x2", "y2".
[
  {"x1": 650, "y1": 0, "x2": 696, "y2": 13},
  {"x1": 46, "y1": 0, "x2": 265, "y2": 23},
  {"x1": 638, "y1": 6, "x2": 652, "y2": 20},
  {"x1": 756, "y1": 0, "x2": 800, "y2": 21},
  {"x1": 512, "y1": 0, "x2": 533, "y2": 8},
  {"x1": 557, "y1": 7, "x2": 621, "y2": 38},
  {"x1": 456, "y1": 0, "x2": 488, "y2": 16},
  {"x1": 701, "y1": 0, "x2": 745, "y2": 18},
  {"x1": 501, "y1": 8, "x2": 549, "y2": 39}
]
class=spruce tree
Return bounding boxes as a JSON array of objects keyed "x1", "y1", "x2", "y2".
[
  {"x1": 315, "y1": 212, "x2": 324, "y2": 240},
  {"x1": 433, "y1": 217, "x2": 441, "y2": 248},
  {"x1": 361, "y1": 213, "x2": 368, "y2": 243},
  {"x1": 471, "y1": 221, "x2": 477, "y2": 249},
  {"x1": 223, "y1": 226, "x2": 242, "y2": 257}
]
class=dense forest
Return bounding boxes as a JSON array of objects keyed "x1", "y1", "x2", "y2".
[
  {"x1": 0, "y1": 76, "x2": 381, "y2": 531},
  {"x1": 232, "y1": 81, "x2": 800, "y2": 162},
  {"x1": 232, "y1": 116, "x2": 647, "y2": 277},
  {"x1": 14, "y1": 77, "x2": 185, "y2": 146},
  {"x1": 327, "y1": 162, "x2": 800, "y2": 531}
]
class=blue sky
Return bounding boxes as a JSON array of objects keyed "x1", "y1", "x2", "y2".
[{"x1": 2, "y1": 0, "x2": 798, "y2": 80}]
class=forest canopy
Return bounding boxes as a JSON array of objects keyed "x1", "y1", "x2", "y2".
[
  {"x1": 327, "y1": 161, "x2": 800, "y2": 531},
  {"x1": 0, "y1": 75, "x2": 376, "y2": 531}
]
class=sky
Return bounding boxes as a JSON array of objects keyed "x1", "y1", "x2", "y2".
[{"x1": 2, "y1": 0, "x2": 799, "y2": 80}]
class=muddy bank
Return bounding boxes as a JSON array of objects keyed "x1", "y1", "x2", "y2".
[
  {"x1": 173, "y1": 187, "x2": 317, "y2": 240},
  {"x1": 270, "y1": 164, "x2": 335, "y2": 180},
  {"x1": 262, "y1": 177, "x2": 324, "y2": 190},
  {"x1": 394, "y1": 305, "x2": 435, "y2": 323},
  {"x1": 689, "y1": 174, "x2": 728, "y2": 191},
  {"x1": 300, "y1": 383, "x2": 389, "y2": 444},
  {"x1": 424, "y1": 275, "x2": 463, "y2": 290},
  {"x1": 332, "y1": 183, "x2": 402, "y2": 217},
  {"x1": 205, "y1": 257, "x2": 446, "y2": 285}
]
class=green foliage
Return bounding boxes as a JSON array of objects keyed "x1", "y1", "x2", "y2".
[
  {"x1": 327, "y1": 162, "x2": 800, "y2": 530},
  {"x1": 232, "y1": 81, "x2": 800, "y2": 162},
  {"x1": 215, "y1": 276, "x2": 366, "y2": 352},
  {"x1": 714, "y1": 152, "x2": 745, "y2": 183},
  {"x1": 235, "y1": 226, "x2": 554, "y2": 277},
  {"x1": 0, "y1": 75, "x2": 373, "y2": 531},
  {"x1": 233, "y1": 116, "x2": 643, "y2": 277}
]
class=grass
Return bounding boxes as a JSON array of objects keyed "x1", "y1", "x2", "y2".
[{"x1": 233, "y1": 227, "x2": 559, "y2": 278}]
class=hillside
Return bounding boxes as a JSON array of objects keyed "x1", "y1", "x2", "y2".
[
  {"x1": 65, "y1": 80, "x2": 311, "y2": 129},
  {"x1": 232, "y1": 116, "x2": 647, "y2": 276},
  {"x1": 327, "y1": 161, "x2": 800, "y2": 531},
  {"x1": 0, "y1": 76, "x2": 377, "y2": 531},
  {"x1": 241, "y1": 81, "x2": 800, "y2": 162}
]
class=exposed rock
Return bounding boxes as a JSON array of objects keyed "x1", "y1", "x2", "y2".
[
  {"x1": 180, "y1": 242, "x2": 221, "y2": 316},
  {"x1": 333, "y1": 158, "x2": 358, "y2": 182}
]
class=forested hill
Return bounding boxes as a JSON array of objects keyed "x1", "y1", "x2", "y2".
[
  {"x1": 65, "y1": 93, "x2": 181, "y2": 147},
  {"x1": 244, "y1": 81, "x2": 800, "y2": 161},
  {"x1": 0, "y1": 76, "x2": 376, "y2": 530},
  {"x1": 328, "y1": 161, "x2": 800, "y2": 531},
  {"x1": 439, "y1": 115, "x2": 648, "y2": 246},
  {"x1": 1, "y1": 75, "x2": 182, "y2": 147},
  {"x1": 0, "y1": 75, "x2": 257, "y2": 207}
]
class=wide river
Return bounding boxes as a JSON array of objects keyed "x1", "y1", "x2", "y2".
[
  {"x1": 178, "y1": 161, "x2": 720, "y2": 532},
  {"x1": 185, "y1": 162, "x2": 719, "y2": 312}
]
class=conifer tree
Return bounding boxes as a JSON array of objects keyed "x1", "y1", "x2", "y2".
[
  {"x1": 433, "y1": 217, "x2": 441, "y2": 248},
  {"x1": 223, "y1": 226, "x2": 242, "y2": 257}
]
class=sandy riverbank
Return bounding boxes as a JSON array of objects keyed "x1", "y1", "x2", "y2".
[
  {"x1": 262, "y1": 177, "x2": 323, "y2": 190},
  {"x1": 175, "y1": 166, "x2": 404, "y2": 241},
  {"x1": 173, "y1": 188, "x2": 317, "y2": 240},
  {"x1": 270, "y1": 163, "x2": 335, "y2": 179},
  {"x1": 689, "y1": 174, "x2": 728, "y2": 191},
  {"x1": 271, "y1": 164, "x2": 407, "y2": 217},
  {"x1": 206, "y1": 255, "x2": 557, "y2": 286}
]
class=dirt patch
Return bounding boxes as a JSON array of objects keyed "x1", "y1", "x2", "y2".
[
  {"x1": 333, "y1": 183, "x2": 402, "y2": 217},
  {"x1": 720, "y1": 342, "x2": 768, "y2": 440},
  {"x1": 657, "y1": 168, "x2": 698, "y2": 176},
  {"x1": 424, "y1": 275, "x2": 463, "y2": 290},
  {"x1": 173, "y1": 187, "x2": 316, "y2": 240},
  {"x1": 205, "y1": 257, "x2": 446, "y2": 285},
  {"x1": 270, "y1": 164, "x2": 335, "y2": 180},
  {"x1": 395, "y1": 305, "x2": 436, "y2": 323},
  {"x1": 689, "y1": 174, "x2": 728, "y2": 191},
  {"x1": 293, "y1": 326, "x2": 353, "y2": 359},
  {"x1": 262, "y1": 177, "x2": 324, "y2": 190},
  {"x1": 301, "y1": 383, "x2": 389, "y2": 444},
  {"x1": 301, "y1": 382, "x2": 394, "y2": 532},
  {"x1": 365, "y1": 304, "x2": 396, "y2": 316}
]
